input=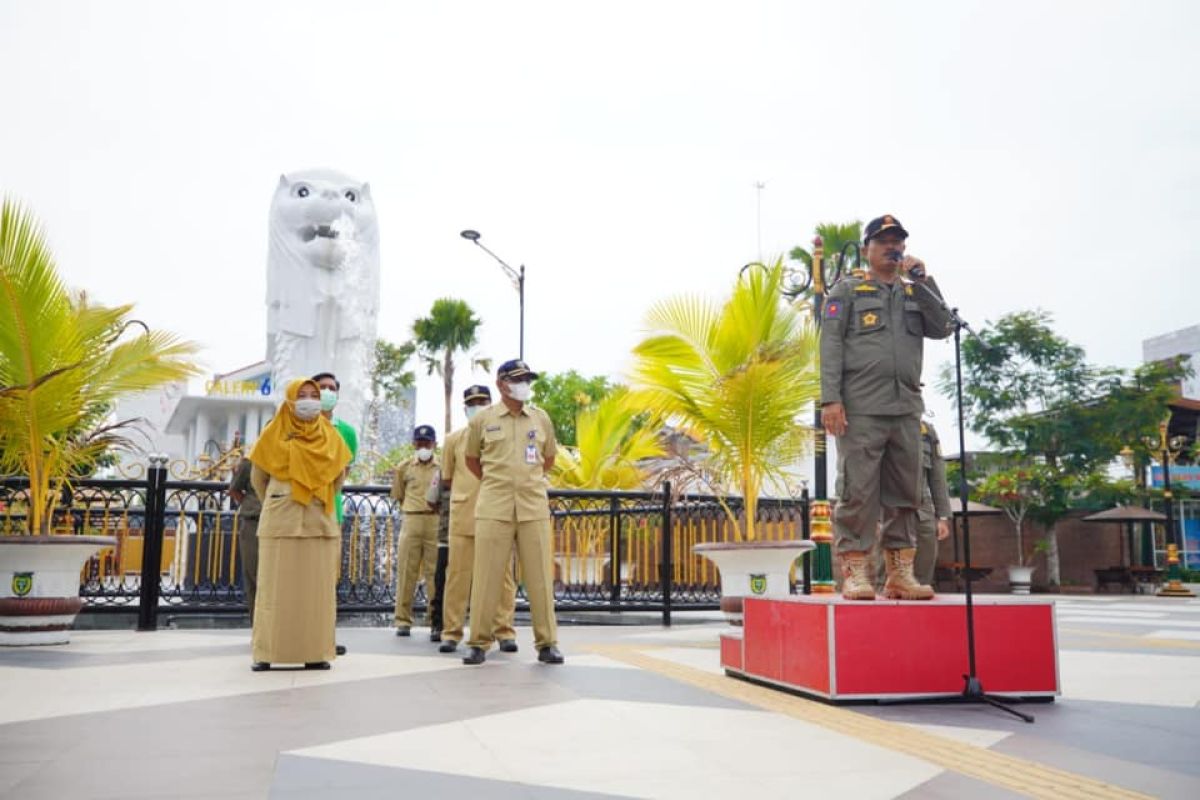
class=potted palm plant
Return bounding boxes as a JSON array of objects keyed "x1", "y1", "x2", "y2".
[
  {"x1": 0, "y1": 199, "x2": 199, "y2": 644},
  {"x1": 630, "y1": 260, "x2": 819, "y2": 622},
  {"x1": 979, "y1": 466, "x2": 1041, "y2": 594},
  {"x1": 550, "y1": 388, "x2": 663, "y2": 586}
]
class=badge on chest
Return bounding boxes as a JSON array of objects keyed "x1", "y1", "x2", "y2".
[{"x1": 525, "y1": 429, "x2": 539, "y2": 464}]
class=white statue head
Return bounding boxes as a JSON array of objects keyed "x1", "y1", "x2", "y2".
[{"x1": 269, "y1": 168, "x2": 379, "y2": 271}]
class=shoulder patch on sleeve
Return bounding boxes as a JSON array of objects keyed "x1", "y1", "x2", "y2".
[{"x1": 824, "y1": 299, "x2": 843, "y2": 320}]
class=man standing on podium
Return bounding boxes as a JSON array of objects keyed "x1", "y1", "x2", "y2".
[{"x1": 819, "y1": 214, "x2": 952, "y2": 600}]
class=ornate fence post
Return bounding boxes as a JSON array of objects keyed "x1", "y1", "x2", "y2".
[
  {"x1": 137, "y1": 454, "x2": 170, "y2": 631},
  {"x1": 809, "y1": 498, "x2": 835, "y2": 593},
  {"x1": 800, "y1": 485, "x2": 812, "y2": 594},
  {"x1": 609, "y1": 495, "x2": 621, "y2": 609},
  {"x1": 660, "y1": 481, "x2": 673, "y2": 627}
]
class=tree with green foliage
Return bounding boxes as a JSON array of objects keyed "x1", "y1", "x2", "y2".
[
  {"x1": 0, "y1": 200, "x2": 200, "y2": 533},
  {"x1": 978, "y1": 466, "x2": 1042, "y2": 566},
  {"x1": 412, "y1": 299, "x2": 490, "y2": 437},
  {"x1": 530, "y1": 370, "x2": 617, "y2": 447},
  {"x1": 945, "y1": 309, "x2": 1189, "y2": 584},
  {"x1": 361, "y1": 338, "x2": 417, "y2": 459},
  {"x1": 371, "y1": 339, "x2": 416, "y2": 404},
  {"x1": 631, "y1": 259, "x2": 820, "y2": 541}
]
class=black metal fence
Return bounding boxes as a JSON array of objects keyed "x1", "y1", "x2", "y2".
[{"x1": 1, "y1": 465, "x2": 808, "y2": 629}]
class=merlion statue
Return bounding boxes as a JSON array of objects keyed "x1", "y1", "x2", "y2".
[{"x1": 266, "y1": 168, "x2": 380, "y2": 434}]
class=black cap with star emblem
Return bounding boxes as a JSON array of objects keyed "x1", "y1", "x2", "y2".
[
  {"x1": 863, "y1": 214, "x2": 909, "y2": 243},
  {"x1": 412, "y1": 424, "x2": 437, "y2": 442},
  {"x1": 497, "y1": 359, "x2": 538, "y2": 381},
  {"x1": 463, "y1": 384, "x2": 492, "y2": 402}
]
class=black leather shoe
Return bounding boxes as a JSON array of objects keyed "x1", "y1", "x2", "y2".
[
  {"x1": 335, "y1": 644, "x2": 347, "y2": 656},
  {"x1": 537, "y1": 646, "x2": 564, "y2": 664},
  {"x1": 251, "y1": 662, "x2": 270, "y2": 672},
  {"x1": 430, "y1": 629, "x2": 442, "y2": 643},
  {"x1": 304, "y1": 661, "x2": 331, "y2": 670},
  {"x1": 498, "y1": 639, "x2": 518, "y2": 653},
  {"x1": 438, "y1": 640, "x2": 459, "y2": 653},
  {"x1": 462, "y1": 647, "x2": 486, "y2": 665},
  {"x1": 395, "y1": 626, "x2": 411, "y2": 637}
]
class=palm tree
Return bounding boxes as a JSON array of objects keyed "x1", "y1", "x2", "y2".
[
  {"x1": 550, "y1": 389, "x2": 663, "y2": 490},
  {"x1": 412, "y1": 298, "x2": 490, "y2": 436},
  {"x1": 630, "y1": 259, "x2": 820, "y2": 541},
  {"x1": 788, "y1": 220, "x2": 863, "y2": 293},
  {"x1": 550, "y1": 388, "x2": 663, "y2": 583},
  {"x1": 0, "y1": 199, "x2": 200, "y2": 534}
]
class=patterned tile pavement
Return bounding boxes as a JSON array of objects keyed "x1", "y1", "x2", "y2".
[{"x1": 0, "y1": 597, "x2": 1197, "y2": 799}]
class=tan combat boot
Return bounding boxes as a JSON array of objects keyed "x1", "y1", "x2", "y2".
[
  {"x1": 841, "y1": 551, "x2": 876, "y2": 600},
  {"x1": 883, "y1": 548, "x2": 935, "y2": 600}
]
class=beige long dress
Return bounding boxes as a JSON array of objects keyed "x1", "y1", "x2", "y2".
[{"x1": 250, "y1": 465, "x2": 341, "y2": 665}]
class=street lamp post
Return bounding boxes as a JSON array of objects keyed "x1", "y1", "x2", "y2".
[
  {"x1": 1142, "y1": 418, "x2": 1195, "y2": 598},
  {"x1": 460, "y1": 230, "x2": 525, "y2": 359},
  {"x1": 776, "y1": 236, "x2": 849, "y2": 594}
]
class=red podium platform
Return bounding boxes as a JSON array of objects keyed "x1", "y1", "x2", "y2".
[{"x1": 721, "y1": 595, "x2": 1059, "y2": 701}]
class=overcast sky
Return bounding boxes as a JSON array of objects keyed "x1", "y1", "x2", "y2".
[{"x1": 2, "y1": 0, "x2": 1198, "y2": 467}]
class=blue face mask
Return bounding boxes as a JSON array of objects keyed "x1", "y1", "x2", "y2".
[{"x1": 320, "y1": 388, "x2": 338, "y2": 412}]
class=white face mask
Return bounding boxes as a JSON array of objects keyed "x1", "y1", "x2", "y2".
[
  {"x1": 464, "y1": 405, "x2": 482, "y2": 420},
  {"x1": 415, "y1": 447, "x2": 434, "y2": 462},
  {"x1": 294, "y1": 398, "x2": 322, "y2": 420},
  {"x1": 506, "y1": 382, "x2": 532, "y2": 402}
]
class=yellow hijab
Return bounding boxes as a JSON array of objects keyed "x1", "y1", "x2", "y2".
[{"x1": 249, "y1": 378, "x2": 352, "y2": 513}]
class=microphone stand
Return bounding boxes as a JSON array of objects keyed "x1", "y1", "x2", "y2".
[{"x1": 909, "y1": 273, "x2": 1035, "y2": 724}]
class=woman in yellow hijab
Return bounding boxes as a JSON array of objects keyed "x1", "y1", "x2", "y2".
[{"x1": 248, "y1": 378, "x2": 352, "y2": 671}]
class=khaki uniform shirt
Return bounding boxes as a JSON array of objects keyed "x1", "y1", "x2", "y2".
[
  {"x1": 819, "y1": 274, "x2": 952, "y2": 416},
  {"x1": 391, "y1": 456, "x2": 441, "y2": 515},
  {"x1": 249, "y1": 465, "x2": 341, "y2": 538},
  {"x1": 919, "y1": 422, "x2": 953, "y2": 522},
  {"x1": 465, "y1": 402, "x2": 557, "y2": 522},
  {"x1": 443, "y1": 426, "x2": 482, "y2": 537}
]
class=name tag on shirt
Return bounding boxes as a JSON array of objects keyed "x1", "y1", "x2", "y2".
[{"x1": 525, "y1": 429, "x2": 539, "y2": 464}]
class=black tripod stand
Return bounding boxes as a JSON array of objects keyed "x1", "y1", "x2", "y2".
[{"x1": 929, "y1": 285, "x2": 1035, "y2": 724}]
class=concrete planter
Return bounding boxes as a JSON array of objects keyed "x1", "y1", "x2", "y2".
[
  {"x1": 0, "y1": 536, "x2": 117, "y2": 646},
  {"x1": 693, "y1": 540, "x2": 816, "y2": 624},
  {"x1": 554, "y1": 554, "x2": 629, "y2": 586},
  {"x1": 1007, "y1": 565, "x2": 1035, "y2": 595}
]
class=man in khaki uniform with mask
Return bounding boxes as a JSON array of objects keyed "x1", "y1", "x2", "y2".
[
  {"x1": 392, "y1": 424, "x2": 441, "y2": 635},
  {"x1": 462, "y1": 359, "x2": 563, "y2": 666},
  {"x1": 438, "y1": 384, "x2": 518, "y2": 654},
  {"x1": 820, "y1": 214, "x2": 952, "y2": 600},
  {"x1": 873, "y1": 419, "x2": 953, "y2": 591}
]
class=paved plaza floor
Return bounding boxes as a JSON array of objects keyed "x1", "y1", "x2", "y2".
[{"x1": 1, "y1": 595, "x2": 1198, "y2": 799}]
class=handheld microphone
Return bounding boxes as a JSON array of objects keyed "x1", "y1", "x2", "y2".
[{"x1": 890, "y1": 251, "x2": 925, "y2": 279}]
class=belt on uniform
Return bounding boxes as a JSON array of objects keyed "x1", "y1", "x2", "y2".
[{"x1": 404, "y1": 511, "x2": 435, "y2": 515}]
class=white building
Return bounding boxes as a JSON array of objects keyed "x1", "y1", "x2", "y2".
[
  {"x1": 164, "y1": 361, "x2": 276, "y2": 465},
  {"x1": 1143, "y1": 324, "x2": 1200, "y2": 400}
]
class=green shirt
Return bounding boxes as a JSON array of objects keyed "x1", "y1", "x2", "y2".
[{"x1": 332, "y1": 417, "x2": 358, "y2": 524}]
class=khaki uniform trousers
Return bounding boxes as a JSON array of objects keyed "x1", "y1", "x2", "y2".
[
  {"x1": 467, "y1": 516, "x2": 557, "y2": 651},
  {"x1": 442, "y1": 533, "x2": 517, "y2": 644},
  {"x1": 394, "y1": 513, "x2": 439, "y2": 626},
  {"x1": 237, "y1": 515, "x2": 259, "y2": 624},
  {"x1": 834, "y1": 413, "x2": 921, "y2": 554}
]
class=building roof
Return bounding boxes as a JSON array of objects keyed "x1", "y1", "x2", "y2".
[{"x1": 165, "y1": 395, "x2": 277, "y2": 434}]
